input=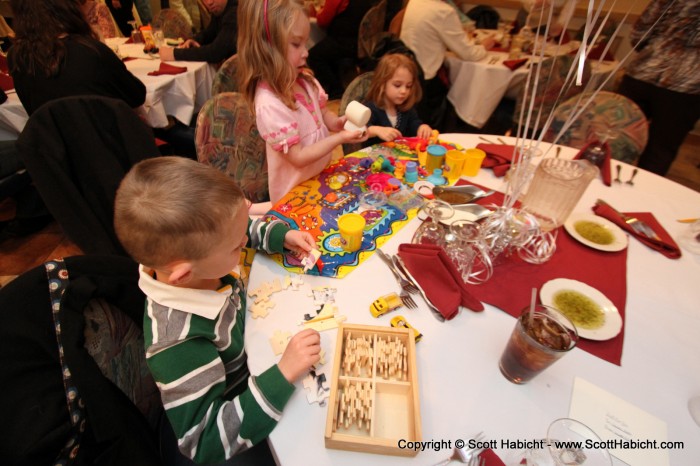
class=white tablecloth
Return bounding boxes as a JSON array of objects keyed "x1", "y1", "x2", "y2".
[
  {"x1": 446, "y1": 53, "x2": 618, "y2": 128},
  {"x1": 245, "y1": 134, "x2": 700, "y2": 466},
  {"x1": 0, "y1": 40, "x2": 215, "y2": 137}
]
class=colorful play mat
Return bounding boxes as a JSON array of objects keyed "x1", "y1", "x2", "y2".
[{"x1": 263, "y1": 139, "x2": 460, "y2": 278}]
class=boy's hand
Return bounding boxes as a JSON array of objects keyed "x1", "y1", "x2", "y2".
[
  {"x1": 283, "y1": 230, "x2": 316, "y2": 256},
  {"x1": 372, "y1": 126, "x2": 401, "y2": 142},
  {"x1": 278, "y1": 329, "x2": 321, "y2": 383},
  {"x1": 417, "y1": 124, "x2": 432, "y2": 140}
]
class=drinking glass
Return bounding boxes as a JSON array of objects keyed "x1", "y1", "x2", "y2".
[
  {"x1": 581, "y1": 126, "x2": 617, "y2": 168},
  {"x1": 412, "y1": 200, "x2": 454, "y2": 245},
  {"x1": 526, "y1": 418, "x2": 613, "y2": 466},
  {"x1": 443, "y1": 220, "x2": 493, "y2": 284}
]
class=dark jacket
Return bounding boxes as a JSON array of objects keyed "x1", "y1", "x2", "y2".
[
  {"x1": 0, "y1": 256, "x2": 162, "y2": 465},
  {"x1": 363, "y1": 100, "x2": 424, "y2": 147},
  {"x1": 16, "y1": 96, "x2": 160, "y2": 256},
  {"x1": 174, "y1": 0, "x2": 238, "y2": 63},
  {"x1": 8, "y1": 36, "x2": 145, "y2": 116}
]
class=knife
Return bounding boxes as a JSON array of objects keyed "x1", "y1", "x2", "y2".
[{"x1": 391, "y1": 255, "x2": 445, "y2": 322}]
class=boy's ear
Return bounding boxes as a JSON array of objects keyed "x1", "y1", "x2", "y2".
[{"x1": 167, "y1": 261, "x2": 194, "y2": 286}]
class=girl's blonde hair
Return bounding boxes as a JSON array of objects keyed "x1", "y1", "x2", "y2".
[
  {"x1": 237, "y1": 0, "x2": 313, "y2": 111},
  {"x1": 366, "y1": 54, "x2": 423, "y2": 113},
  {"x1": 114, "y1": 157, "x2": 246, "y2": 268}
]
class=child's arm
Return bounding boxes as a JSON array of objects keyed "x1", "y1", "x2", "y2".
[{"x1": 284, "y1": 129, "x2": 367, "y2": 168}]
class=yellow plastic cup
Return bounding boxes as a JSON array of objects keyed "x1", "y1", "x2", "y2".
[
  {"x1": 444, "y1": 150, "x2": 467, "y2": 182},
  {"x1": 462, "y1": 148, "x2": 487, "y2": 177},
  {"x1": 337, "y1": 213, "x2": 366, "y2": 252}
]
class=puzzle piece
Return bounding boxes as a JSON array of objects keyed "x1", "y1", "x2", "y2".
[
  {"x1": 310, "y1": 286, "x2": 337, "y2": 305},
  {"x1": 269, "y1": 330, "x2": 291, "y2": 355},
  {"x1": 303, "y1": 370, "x2": 331, "y2": 406},
  {"x1": 318, "y1": 349, "x2": 326, "y2": 366},
  {"x1": 249, "y1": 300, "x2": 275, "y2": 319},
  {"x1": 301, "y1": 249, "x2": 322, "y2": 272},
  {"x1": 290, "y1": 274, "x2": 304, "y2": 290}
]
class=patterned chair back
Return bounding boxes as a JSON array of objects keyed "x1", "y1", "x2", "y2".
[
  {"x1": 195, "y1": 92, "x2": 269, "y2": 203},
  {"x1": 339, "y1": 71, "x2": 375, "y2": 154},
  {"x1": 358, "y1": 0, "x2": 387, "y2": 59},
  {"x1": 543, "y1": 90, "x2": 649, "y2": 164},
  {"x1": 211, "y1": 54, "x2": 239, "y2": 95},
  {"x1": 152, "y1": 8, "x2": 193, "y2": 41},
  {"x1": 514, "y1": 54, "x2": 591, "y2": 136}
]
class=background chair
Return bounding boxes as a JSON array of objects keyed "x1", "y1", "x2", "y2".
[
  {"x1": 195, "y1": 92, "x2": 269, "y2": 203},
  {"x1": 388, "y1": 7, "x2": 405, "y2": 36},
  {"x1": 339, "y1": 71, "x2": 375, "y2": 155},
  {"x1": 211, "y1": 54, "x2": 239, "y2": 95},
  {"x1": 543, "y1": 90, "x2": 649, "y2": 164},
  {"x1": 152, "y1": 7, "x2": 193, "y2": 40},
  {"x1": 513, "y1": 54, "x2": 591, "y2": 138},
  {"x1": 358, "y1": 0, "x2": 388, "y2": 62},
  {"x1": 16, "y1": 96, "x2": 160, "y2": 256}
]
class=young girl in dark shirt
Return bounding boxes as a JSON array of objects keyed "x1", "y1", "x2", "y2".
[{"x1": 364, "y1": 53, "x2": 432, "y2": 147}]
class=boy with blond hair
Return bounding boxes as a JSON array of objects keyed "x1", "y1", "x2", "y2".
[{"x1": 115, "y1": 156, "x2": 320, "y2": 464}]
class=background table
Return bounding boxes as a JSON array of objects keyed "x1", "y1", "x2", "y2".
[
  {"x1": 445, "y1": 53, "x2": 618, "y2": 129},
  {"x1": 245, "y1": 134, "x2": 700, "y2": 465},
  {"x1": 0, "y1": 39, "x2": 215, "y2": 139}
]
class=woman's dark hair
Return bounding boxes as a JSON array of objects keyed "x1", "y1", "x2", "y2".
[{"x1": 10, "y1": 0, "x2": 98, "y2": 77}]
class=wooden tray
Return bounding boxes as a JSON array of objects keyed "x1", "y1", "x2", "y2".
[{"x1": 324, "y1": 323, "x2": 421, "y2": 456}]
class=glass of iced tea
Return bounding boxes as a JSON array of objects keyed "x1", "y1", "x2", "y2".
[{"x1": 499, "y1": 305, "x2": 578, "y2": 384}]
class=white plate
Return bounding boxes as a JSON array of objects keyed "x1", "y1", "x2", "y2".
[
  {"x1": 564, "y1": 213, "x2": 628, "y2": 252},
  {"x1": 540, "y1": 278, "x2": 622, "y2": 341}
]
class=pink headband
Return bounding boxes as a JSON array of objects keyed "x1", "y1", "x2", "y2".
[{"x1": 264, "y1": 0, "x2": 272, "y2": 43}]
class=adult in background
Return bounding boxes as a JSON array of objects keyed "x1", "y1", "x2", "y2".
[
  {"x1": 159, "y1": 0, "x2": 238, "y2": 63},
  {"x1": 3, "y1": 0, "x2": 146, "y2": 240},
  {"x1": 307, "y1": 0, "x2": 375, "y2": 100},
  {"x1": 8, "y1": 0, "x2": 145, "y2": 116},
  {"x1": 400, "y1": 0, "x2": 494, "y2": 130},
  {"x1": 106, "y1": 0, "x2": 136, "y2": 37},
  {"x1": 617, "y1": 0, "x2": 700, "y2": 176}
]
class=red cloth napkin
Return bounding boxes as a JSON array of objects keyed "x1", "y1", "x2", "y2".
[
  {"x1": 147, "y1": 63, "x2": 187, "y2": 76},
  {"x1": 592, "y1": 202, "x2": 681, "y2": 259},
  {"x1": 480, "y1": 449, "x2": 505, "y2": 465},
  {"x1": 573, "y1": 141, "x2": 611, "y2": 186},
  {"x1": 397, "y1": 243, "x2": 484, "y2": 320},
  {"x1": 503, "y1": 58, "x2": 528, "y2": 71},
  {"x1": 0, "y1": 54, "x2": 8, "y2": 73},
  {"x1": 0, "y1": 73, "x2": 13, "y2": 91},
  {"x1": 456, "y1": 180, "x2": 627, "y2": 366},
  {"x1": 477, "y1": 143, "x2": 518, "y2": 177}
]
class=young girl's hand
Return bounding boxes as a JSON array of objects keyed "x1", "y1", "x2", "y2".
[
  {"x1": 340, "y1": 129, "x2": 369, "y2": 144},
  {"x1": 417, "y1": 124, "x2": 433, "y2": 140},
  {"x1": 327, "y1": 114, "x2": 347, "y2": 133},
  {"x1": 283, "y1": 230, "x2": 316, "y2": 255},
  {"x1": 372, "y1": 126, "x2": 402, "y2": 142}
]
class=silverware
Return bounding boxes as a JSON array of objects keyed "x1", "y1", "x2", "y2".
[
  {"x1": 478, "y1": 136, "x2": 497, "y2": 144},
  {"x1": 625, "y1": 168, "x2": 638, "y2": 186},
  {"x1": 614, "y1": 165, "x2": 622, "y2": 183},
  {"x1": 555, "y1": 146, "x2": 561, "y2": 158},
  {"x1": 432, "y1": 432, "x2": 485, "y2": 465},
  {"x1": 400, "y1": 292, "x2": 417, "y2": 309},
  {"x1": 376, "y1": 249, "x2": 419, "y2": 295},
  {"x1": 596, "y1": 199, "x2": 661, "y2": 241},
  {"x1": 432, "y1": 185, "x2": 495, "y2": 206},
  {"x1": 391, "y1": 255, "x2": 445, "y2": 322},
  {"x1": 497, "y1": 137, "x2": 508, "y2": 144}
]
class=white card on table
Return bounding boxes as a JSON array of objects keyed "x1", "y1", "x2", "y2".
[{"x1": 569, "y1": 377, "x2": 669, "y2": 466}]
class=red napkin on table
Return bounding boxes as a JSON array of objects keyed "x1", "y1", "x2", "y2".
[
  {"x1": 147, "y1": 63, "x2": 188, "y2": 76},
  {"x1": 502, "y1": 58, "x2": 528, "y2": 71},
  {"x1": 573, "y1": 141, "x2": 611, "y2": 186},
  {"x1": 480, "y1": 449, "x2": 505, "y2": 465},
  {"x1": 397, "y1": 243, "x2": 484, "y2": 320},
  {"x1": 456, "y1": 180, "x2": 628, "y2": 366},
  {"x1": 477, "y1": 143, "x2": 518, "y2": 177},
  {"x1": 592, "y1": 202, "x2": 681, "y2": 259},
  {"x1": 0, "y1": 73, "x2": 13, "y2": 91}
]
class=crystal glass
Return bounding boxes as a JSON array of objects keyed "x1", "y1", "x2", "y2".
[
  {"x1": 581, "y1": 126, "x2": 617, "y2": 168},
  {"x1": 526, "y1": 418, "x2": 613, "y2": 466},
  {"x1": 412, "y1": 200, "x2": 454, "y2": 246}
]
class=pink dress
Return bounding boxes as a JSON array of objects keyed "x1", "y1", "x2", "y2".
[{"x1": 255, "y1": 77, "x2": 331, "y2": 203}]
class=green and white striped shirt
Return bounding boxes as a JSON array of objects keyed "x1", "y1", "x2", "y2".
[{"x1": 140, "y1": 219, "x2": 293, "y2": 463}]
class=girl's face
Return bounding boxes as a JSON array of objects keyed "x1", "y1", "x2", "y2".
[
  {"x1": 286, "y1": 12, "x2": 310, "y2": 75},
  {"x1": 383, "y1": 66, "x2": 414, "y2": 109}
]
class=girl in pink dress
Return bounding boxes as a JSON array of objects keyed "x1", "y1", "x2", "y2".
[{"x1": 237, "y1": 0, "x2": 367, "y2": 204}]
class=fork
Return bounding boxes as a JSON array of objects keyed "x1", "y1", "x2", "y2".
[
  {"x1": 376, "y1": 250, "x2": 419, "y2": 294},
  {"x1": 432, "y1": 432, "x2": 485, "y2": 465},
  {"x1": 400, "y1": 292, "x2": 417, "y2": 309},
  {"x1": 596, "y1": 199, "x2": 661, "y2": 241},
  {"x1": 469, "y1": 455, "x2": 486, "y2": 466}
]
